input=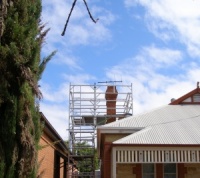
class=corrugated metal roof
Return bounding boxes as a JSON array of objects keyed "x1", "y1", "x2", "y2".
[
  {"x1": 113, "y1": 116, "x2": 200, "y2": 144},
  {"x1": 101, "y1": 105, "x2": 200, "y2": 128},
  {"x1": 100, "y1": 105, "x2": 200, "y2": 145}
]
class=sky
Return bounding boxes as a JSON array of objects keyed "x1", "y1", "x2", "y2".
[{"x1": 40, "y1": 0, "x2": 200, "y2": 140}]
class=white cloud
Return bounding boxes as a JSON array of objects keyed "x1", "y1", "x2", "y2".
[
  {"x1": 40, "y1": 80, "x2": 70, "y2": 139},
  {"x1": 105, "y1": 45, "x2": 200, "y2": 114},
  {"x1": 41, "y1": 0, "x2": 116, "y2": 72},
  {"x1": 52, "y1": 52, "x2": 82, "y2": 70},
  {"x1": 42, "y1": 0, "x2": 115, "y2": 47},
  {"x1": 40, "y1": 103, "x2": 69, "y2": 140},
  {"x1": 142, "y1": 45, "x2": 183, "y2": 67},
  {"x1": 125, "y1": 0, "x2": 200, "y2": 57},
  {"x1": 40, "y1": 82, "x2": 69, "y2": 103}
]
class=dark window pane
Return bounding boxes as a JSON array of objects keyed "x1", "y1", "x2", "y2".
[
  {"x1": 143, "y1": 175, "x2": 154, "y2": 178},
  {"x1": 143, "y1": 164, "x2": 154, "y2": 173},
  {"x1": 164, "y1": 174, "x2": 176, "y2": 178},
  {"x1": 164, "y1": 164, "x2": 176, "y2": 173}
]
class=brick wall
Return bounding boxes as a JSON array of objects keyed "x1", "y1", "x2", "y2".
[
  {"x1": 39, "y1": 113, "x2": 75, "y2": 178},
  {"x1": 105, "y1": 134, "x2": 129, "y2": 142},
  {"x1": 117, "y1": 164, "x2": 136, "y2": 178},
  {"x1": 185, "y1": 163, "x2": 200, "y2": 178},
  {"x1": 100, "y1": 133, "x2": 200, "y2": 178},
  {"x1": 38, "y1": 134, "x2": 73, "y2": 178},
  {"x1": 101, "y1": 134, "x2": 129, "y2": 178},
  {"x1": 105, "y1": 86, "x2": 118, "y2": 123},
  {"x1": 38, "y1": 135, "x2": 55, "y2": 178},
  {"x1": 102, "y1": 143, "x2": 112, "y2": 178},
  {"x1": 115, "y1": 163, "x2": 200, "y2": 178},
  {"x1": 60, "y1": 158, "x2": 64, "y2": 178},
  {"x1": 156, "y1": 164, "x2": 163, "y2": 178}
]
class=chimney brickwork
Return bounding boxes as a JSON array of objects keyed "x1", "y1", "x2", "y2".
[{"x1": 105, "y1": 86, "x2": 118, "y2": 123}]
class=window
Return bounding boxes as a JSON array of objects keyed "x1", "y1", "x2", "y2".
[
  {"x1": 143, "y1": 164, "x2": 155, "y2": 178},
  {"x1": 164, "y1": 164, "x2": 176, "y2": 178}
]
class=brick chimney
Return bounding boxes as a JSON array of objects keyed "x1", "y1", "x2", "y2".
[{"x1": 105, "y1": 86, "x2": 118, "y2": 123}]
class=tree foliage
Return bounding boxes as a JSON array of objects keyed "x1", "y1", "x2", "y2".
[
  {"x1": 0, "y1": 0, "x2": 55, "y2": 177},
  {"x1": 75, "y1": 142, "x2": 99, "y2": 173}
]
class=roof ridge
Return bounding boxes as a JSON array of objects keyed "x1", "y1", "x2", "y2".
[{"x1": 101, "y1": 105, "x2": 168, "y2": 127}]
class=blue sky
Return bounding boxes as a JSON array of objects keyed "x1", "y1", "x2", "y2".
[{"x1": 40, "y1": 0, "x2": 200, "y2": 139}]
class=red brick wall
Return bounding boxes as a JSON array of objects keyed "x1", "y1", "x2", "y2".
[
  {"x1": 38, "y1": 133, "x2": 72, "y2": 178},
  {"x1": 156, "y1": 163, "x2": 163, "y2": 178},
  {"x1": 60, "y1": 158, "x2": 64, "y2": 178},
  {"x1": 38, "y1": 136, "x2": 55, "y2": 178},
  {"x1": 136, "y1": 164, "x2": 142, "y2": 178},
  {"x1": 60, "y1": 158, "x2": 68, "y2": 178},
  {"x1": 178, "y1": 163, "x2": 187, "y2": 178},
  {"x1": 105, "y1": 86, "x2": 118, "y2": 123},
  {"x1": 101, "y1": 143, "x2": 112, "y2": 178}
]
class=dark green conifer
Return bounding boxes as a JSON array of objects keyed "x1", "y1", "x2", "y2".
[{"x1": 0, "y1": 0, "x2": 55, "y2": 177}]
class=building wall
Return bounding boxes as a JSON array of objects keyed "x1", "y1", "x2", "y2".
[
  {"x1": 60, "y1": 158, "x2": 64, "y2": 178},
  {"x1": 101, "y1": 133, "x2": 200, "y2": 178},
  {"x1": 101, "y1": 143, "x2": 111, "y2": 178},
  {"x1": 185, "y1": 163, "x2": 200, "y2": 178},
  {"x1": 101, "y1": 134, "x2": 129, "y2": 178},
  {"x1": 101, "y1": 134, "x2": 200, "y2": 178},
  {"x1": 104, "y1": 134, "x2": 129, "y2": 142},
  {"x1": 38, "y1": 135, "x2": 55, "y2": 178},
  {"x1": 38, "y1": 133, "x2": 75, "y2": 178},
  {"x1": 116, "y1": 163, "x2": 164, "y2": 178},
  {"x1": 115, "y1": 163, "x2": 200, "y2": 178},
  {"x1": 117, "y1": 164, "x2": 136, "y2": 178}
]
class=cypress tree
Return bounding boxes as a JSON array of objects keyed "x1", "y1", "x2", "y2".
[{"x1": 0, "y1": 0, "x2": 55, "y2": 177}]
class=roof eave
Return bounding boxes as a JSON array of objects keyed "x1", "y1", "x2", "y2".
[
  {"x1": 112, "y1": 143, "x2": 200, "y2": 147},
  {"x1": 97, "y1": 126, "x2": 143, "y2": 134},
  {"x1": 97, "y1": 127, "x2": 144, "y2": 157}
]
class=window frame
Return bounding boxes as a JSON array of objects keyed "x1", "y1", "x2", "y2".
[
  {"x1": 142, "y1": 163, "x2": 155, "y2": 178},
  {"x1": 163, "y1": 163, "x2": 177, "y2": 178}
]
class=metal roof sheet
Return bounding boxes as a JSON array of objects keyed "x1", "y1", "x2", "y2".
[
  {"x1": 100, "y1": 105, "x2": 200, "y2": 145},
  {"x1": 113, "y1": 116, "x2": 200, "y2": 144},
  {"x1": 101, "y1": 105, "x2": 200, "y2": 128}
]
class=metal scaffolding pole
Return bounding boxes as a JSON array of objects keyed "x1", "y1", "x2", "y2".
[{"x1": 68, "y1": 83, "x2": 133, "y2": 177}]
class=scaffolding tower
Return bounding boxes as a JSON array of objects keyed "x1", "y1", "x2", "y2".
[{"x1": 68, "y1": 83, "x2": 133, "y2": 177}]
